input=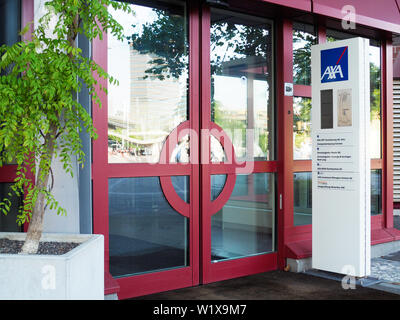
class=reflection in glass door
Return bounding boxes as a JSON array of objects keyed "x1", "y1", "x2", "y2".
[
  {"x1": 107, "y1": 2, "x2": 188, "y2": 165},
  {"x1": 211, "y1": 173, "x2": 275, "y2": 261},
  {"x1": 107, "y1": 0, "x2": 190, "y2": 279},
  {"x1": 201, "y1": 8, "x2": 277, "y2": 284}
]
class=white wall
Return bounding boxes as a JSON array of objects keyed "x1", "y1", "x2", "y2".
[{"x1": 34, "y1": 0, "x2": 80, "y2": 234}]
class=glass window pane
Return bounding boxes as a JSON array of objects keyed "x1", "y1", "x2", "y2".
[
  {"x1": 211, "y1": 173, "x2": 275, "y2": 262},
  {"x1": 107, "y1": 1, "x2": 188, "y2": 164},
  {"x1": 210, "y1": 10, "x2": 274, "y2": 161},
  {"x1": 171, "y1": 175, "x2": 190, "y2": 203},
  {"x1": 293, "y1": 169, "x2": 382, "y2": 226},
  {"x1": 211, "y1": 174, "x2": 227, "y2": 201},
  {"x1": 293, "y1": 97, "x2": 312, "y2": 160},
  {"x1": 0, "y1": 0, "x2": 20, "y2": 47},
  {"x1": 170, "y1": 134, "x2": 190, "y2": 164},
  {"x1": 0, "y1": 183, "x2": 22, "y2": 232},
  {"x1": 108, "y1": 176, "x2": 189, "y2": 277},
  {"x1": 371, "y1": 169, "x2": 382, "y2": 216},
  {"x1": 369, "y1": 44, "x2": 381, "y2": 159},
  {"x1": 293, "y1": 172, "x2": 312, "y2": 226},
  {"x1": 326, "y1": 29, "x2": 381, "y2": 159},
  {"x1": 210, "y1": 136, "x2": 227, "y2": 163},
  {"x1": 293, "y1": 22, "x2": 317, "y2": 85},
  {"x1": 0, "y1": 0, "x2": 20, "y2": 164}
]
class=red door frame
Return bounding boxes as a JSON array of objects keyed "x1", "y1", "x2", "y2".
[{"x1": 276, "y1": 18, "x2": 294, "y2": 268}]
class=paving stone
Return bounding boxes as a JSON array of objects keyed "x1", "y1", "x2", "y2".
[{"x1": 371, "y1": 257, "x2": 400, "y2": 284}]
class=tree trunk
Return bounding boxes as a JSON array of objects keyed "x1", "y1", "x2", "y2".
[
  {"x1": 20, "y1": 125, "x2": 57, "y2": 254},
  {"x1": 20, "y1": 12, "x2": 78, "y2": 255}
]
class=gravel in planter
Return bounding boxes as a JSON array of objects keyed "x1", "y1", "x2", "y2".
[{"x1": 0, "y1": 238, "x2": 80, "y2": 255}]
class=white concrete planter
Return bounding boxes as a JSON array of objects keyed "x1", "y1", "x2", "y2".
[{"x1": 0, "y1": 232, "x2": 104, "y2": 300}]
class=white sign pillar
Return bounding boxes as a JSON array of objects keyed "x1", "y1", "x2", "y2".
[{"x1": 311, "y1": 38, "x2": 371, "y2": 277}]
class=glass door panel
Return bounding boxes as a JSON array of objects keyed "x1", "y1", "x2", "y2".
[
  {"x1": 210, "y1": 9, "x2": 274, "y2": 162},
  {"x1": 211, "y1": 173, "x2": 275, "y2": 262},
  {"x1": 107, "y1": 0, "x2": 190, "y2": 279},
  {"x1": 107, "y1": 1, "x2": 188, "y2": 164},
  {"x1": 201, "y1": 7, "x2": 277, "y2": 284},
  {"x1": 108, "y1": 176, "x2": 189, "y2": 277},
  {"x1": 93, "y1": 0, "x2": 197, "y2": 299}
]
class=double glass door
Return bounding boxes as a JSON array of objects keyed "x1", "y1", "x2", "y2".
[{"x1": 93, "y1": 0, "x2": 278, "y2": 299}]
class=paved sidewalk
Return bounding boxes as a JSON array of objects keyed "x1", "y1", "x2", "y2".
[
  {"x1": 369, "y1": 247, "x2": 400, "y2": 294},
  {"x1": 367, "y1": 215, "x2": 400, "y2": 293},
  {"x1": 135, "y1": 270, "x2": 400, "y2": 300},
  {"x1": 372, "y1": 247, "x2": 400, "y2": 283}
]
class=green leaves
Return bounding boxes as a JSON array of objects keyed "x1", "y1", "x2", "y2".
[{"x1": 0, "y1": 0, "x2": 133, "y2": 224}]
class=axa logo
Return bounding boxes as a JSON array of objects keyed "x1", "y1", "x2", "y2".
[
  {"x1": 321, "y1": 64, "x2": 344, "y2": 80},
  {"x1": 321, "y1": 46, "x2": 348, "y2": 83}
]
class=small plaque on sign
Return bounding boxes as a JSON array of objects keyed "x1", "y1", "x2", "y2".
[
  {"x1": 337, "y1": 88, "x2": 352, "y2": 127},
  {"x1": 284, "y1": 83, "x2": 293, "y2": 96}
]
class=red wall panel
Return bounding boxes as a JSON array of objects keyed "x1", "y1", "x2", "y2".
[
  {"x1": 260, "y1": 0, "x2": 311, "y2": 11},
  {"x1": 313, "y1": 0, "x2": 400, "y2": 33}
]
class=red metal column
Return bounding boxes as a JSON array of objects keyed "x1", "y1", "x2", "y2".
[
  {"x1": 188, "y1": 0, "x2": 201, "y2": 286},
  {"x1": 21, "y1": 0, "x2": 34, "y2": 40},
  {"x1": 200, "y1": 3, "x2": 211, "y2": 284},
  {"x1": 382, "y1": 38, "x2": 394, "y2": 229},
  {"x1": 276, "y1": 18, "x2": 294, "y2": 269}
]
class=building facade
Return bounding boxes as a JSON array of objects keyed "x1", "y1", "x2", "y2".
[{"x1": 0, "y1": 0, "x2": 400, "y2": 299}]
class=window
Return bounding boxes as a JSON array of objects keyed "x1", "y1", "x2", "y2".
[
  {"x1": 293, "y1": 170, "x2": 383, "y2": 226},
  {"x1": 211, "y1": 173, "x2": 275, "y2": 261},
  {"x1": 371, "y1": 169, "x2": 382, "y2": 216},
  {"x1": 293, "y1": 172, "x2": 312, "y2": 226},
  {"x1": 293, "y1": 97, "x2": 312, "y2": 160},
  {"x1": 0, "y1": 183, "x2": 22, "y2": 232},
  {"x1": 292, "y1": 22, "x2": 317, "y2": 86},
  {"x1": 107, "y1": 1, "x2": 188, "y2": 164},
  {"x1": 0, "y1": 0, "x2": 21, "y2": 47},
  {"x1": 108, "y1": 176, "x2": 189, "y2": 277},
  {"x1": 0, "y1": 0, "x2": 22, "y2": 232},
  {"x1": 210, "y1": 10, "x2": 274, "y2": 161}
]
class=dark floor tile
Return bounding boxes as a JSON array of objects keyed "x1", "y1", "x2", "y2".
[{"x1": 133, "y1": 270, "x2": 400, "y2": 300}]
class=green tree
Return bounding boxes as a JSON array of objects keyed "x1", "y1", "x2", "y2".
[
  {"x1": 127, "y1": 9, "x2": 273, "y2": 157},
  {"x1": 128, "y1": 9, "x2": 187, "y2": 81},
  {"x1": 127, "y1": 9, "x2": 272, "y2": 81},
  {"x1": 370, "y1": 62, "x2": 381, "y2": 121},
  {"x1": 293, "y1": 29, "x2": 316, "y2": 85},
  {"x1": 0, "y1": 0, "x2": 133, "y2": 254},
  {"x1": 293, "y1": 98, "x2": 312, "y2": 151}
]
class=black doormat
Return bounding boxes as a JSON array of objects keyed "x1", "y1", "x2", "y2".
[{"x1": 382, "y1": 251, "x2": 400, "y2": 262}]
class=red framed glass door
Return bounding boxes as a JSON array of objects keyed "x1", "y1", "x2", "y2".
[
  {"x1": 200, "y1": 5, "x2": 278, "y2": 284},
  {"x1": 92, "y1": 0, "x2": 278, "y2": 299},
  {"x1": 92, "y1": 0, "x2": 200, "y2": 299}
]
